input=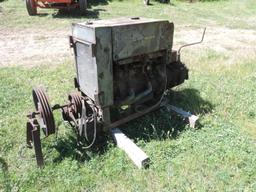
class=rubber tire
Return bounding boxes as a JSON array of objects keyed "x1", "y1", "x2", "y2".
[
  {"x1": 26, "y1": 0, "x2": 37, "y2": 16},
  {"x1": 79, "y1": 0, "x2": 87, "y2": 15}
]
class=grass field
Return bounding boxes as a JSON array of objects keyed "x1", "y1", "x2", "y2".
[
  {"x1": 1, "y1": 0, "x2": 256, "y2": 29},
  {"x1": 0, "y1": 0, "x2": 256, "y2": 191}
]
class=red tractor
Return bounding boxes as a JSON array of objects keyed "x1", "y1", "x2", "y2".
[{"x1": 25, "y1": 0, "x2": 88, "y2": 15}]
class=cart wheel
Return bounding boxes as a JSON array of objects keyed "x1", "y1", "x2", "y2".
[
  {"x1": 79, "y1": 0, "x2": 87, "y2": 14},
  {"x1": 26, "y1": 0, "x2": 37, "y2": 16},
  {"x1": 32, "y1": 87, "x2": 56, "y2": 136}
]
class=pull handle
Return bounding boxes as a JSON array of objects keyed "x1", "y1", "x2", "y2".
[{"x1": 177, "y1": 27, "x2": 206, "y2": 61}]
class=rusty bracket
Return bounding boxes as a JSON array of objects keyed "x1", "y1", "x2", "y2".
[{"x1": 26, "y1": 117, "x2": 44, "y2": 167}]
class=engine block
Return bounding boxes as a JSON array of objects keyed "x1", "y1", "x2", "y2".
[{"x1": 71, "y1": 17, "x2": 188, "y2": 130}]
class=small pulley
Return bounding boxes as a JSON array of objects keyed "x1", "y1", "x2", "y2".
[{"x1": 68, "y1": 92, "x2": 83, "y2": 119}]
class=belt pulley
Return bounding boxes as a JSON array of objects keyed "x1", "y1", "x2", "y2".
[
  {"x1": 26, "y1": 87, "x2": 99, "y2": 167},
  {"x1": 32, "y1": 87, "x2": 56, "y2": 136}
]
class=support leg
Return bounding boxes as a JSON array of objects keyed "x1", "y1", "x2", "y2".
[
  {"x1": 26, "y1": 121, "x2": 33, "y2": 148},
  {"x1": 32, "y1": 125, "x2": 44, "y2": 167},
  {"x1": 111, "y1": 128, "x2": 150, "y2": 169}
]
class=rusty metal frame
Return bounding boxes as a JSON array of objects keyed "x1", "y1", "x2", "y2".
[
  {"x1": 104, "y1": 101, "x2": 161, "y2": 130},
  {"x1": 26, "y1": 116, "x2": 44, "y2": 167}
]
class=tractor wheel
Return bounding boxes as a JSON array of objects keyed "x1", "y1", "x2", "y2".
[
  {"x1": 26, "y1": 0, "x2": 37, "y2": 16},
  {"x1": 79, "y1": 0, "x2": 87, "y2": 15}
]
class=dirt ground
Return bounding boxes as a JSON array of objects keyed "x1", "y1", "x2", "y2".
[
  {"x1": 175, "y1": 27, "x2": 256, "y2": 51},
  {"x1": 1, "y1": 26, "x2": 256, "y2": 68},
  {"x1": 0, "y1": 28, "x2": 71, "y2": 67}
]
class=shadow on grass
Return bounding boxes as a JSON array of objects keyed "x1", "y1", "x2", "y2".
[
  {"x1": 52, "y1": 8, "x2": 105, "y2": 19},
  {"x1": 0, "y1": 157, "x2": 11, "y2": 191},
  {"x1": 51, "y1": 0, "x2": 111, "y2": 19},
  {"x1": 53, "y1": 131, "x2": 109, "y2": 163},
  {"x1": 150, "y1": 0, "x2": 176, "y2": 5},
  {"x1": 153, "y1": 0, "x2": 170, "y2": 3},
  {"x1": 52, "y1": 88, "x2": 213, "y2": 163},
  {"x1": 167, "y1": 88, "x2": 213, "y2": 115},
  {"x1": 36, "y1": 13, "x2": 49, "y2": 17},
  {"x1": 121, "y1": 88, "x2": 213, "y2": 142},
  {"x1": 89, "y1": 0, "x2": 111, "y2": 6}
]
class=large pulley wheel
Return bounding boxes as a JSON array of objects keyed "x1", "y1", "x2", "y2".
[
  {"x1": 79, "y1": 0, "x2": 87, "y2": 15},
  {"x1": 32, "y1": 87, "x2": 56, "y2": 136},
  {"x1": 26, "y1": 0, "x2": 37, "y2": 16}
]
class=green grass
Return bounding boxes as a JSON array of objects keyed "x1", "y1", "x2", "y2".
[
  {"x1": 0, "y1": 54, "x2": 256, "y2": 191},
  {"x1": 1, "y1": 0, "x2": 256, "y2": 30},
  {"x1": 1, "y1": 0, "x2": 256, "y2": 191}
]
